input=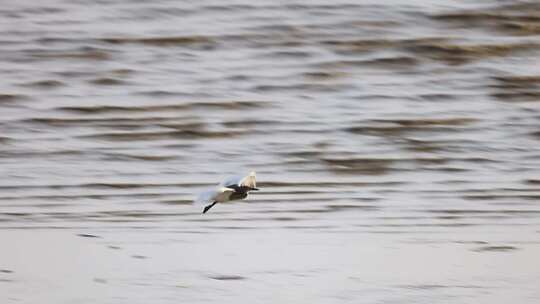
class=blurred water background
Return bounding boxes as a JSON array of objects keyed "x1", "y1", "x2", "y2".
[{"x1": 1, "y1": 0, "x2": 540, "y2": 303}]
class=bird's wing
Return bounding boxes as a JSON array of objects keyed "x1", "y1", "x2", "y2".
[
  {"x1": 194, "y1": 188, "x2": 218, "y2": 205},
  {"x1": 220, "y1": 171, "x2": 257, "y2": 188},
  {"x1": 195, "y1": 186, "x2": 235, "y2": 204},
  {"x1": 219, "y1": 175, "x2": 243, "y2": 187},
  {"x1": 239, "y1": 171, "x2": 256, "y2": 188}
]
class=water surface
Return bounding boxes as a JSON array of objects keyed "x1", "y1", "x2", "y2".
[{"x1": 1, "y1": 1, "x2": 540, "y2": 303}]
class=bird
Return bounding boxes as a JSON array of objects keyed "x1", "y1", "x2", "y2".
[{"x1": 196, "y1": 171, "x2": 259, "y2": 214}]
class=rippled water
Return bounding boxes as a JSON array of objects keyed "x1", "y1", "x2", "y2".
[{"x1": 1, "y1": 1, "x2": 540, "y2": 303}]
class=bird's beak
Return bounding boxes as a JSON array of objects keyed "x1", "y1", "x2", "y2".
[{"x1": 251, "y1": 187, "x2": 259, "y2": 191}]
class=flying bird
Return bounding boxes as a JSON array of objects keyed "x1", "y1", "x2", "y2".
[{"x1": 196, "y1": 171, "x2": 258, "y2": 214}]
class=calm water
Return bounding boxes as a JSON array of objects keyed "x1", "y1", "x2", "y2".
[{"x1": 1, "y1": 1, "x2": 540, "y2": 303}]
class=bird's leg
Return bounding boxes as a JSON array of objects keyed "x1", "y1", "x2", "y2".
[{"x1": 203, "y1": 201, "x2": 217, "y2": 214}]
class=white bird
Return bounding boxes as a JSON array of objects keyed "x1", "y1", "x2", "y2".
[{"x1": 196, "y1": 171, "x2": 259, "y2": 214}]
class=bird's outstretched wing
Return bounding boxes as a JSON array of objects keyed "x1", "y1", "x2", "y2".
[
  {"x1": 220, "y1": 171, "x2": 257, "y2": 188},
  {"x1": 195, "y1": 186, "x2": 236, "y2": 205},
  {"x1": 194, "y1": 188, "x2": 217, "y2": 205},
  {"x1": 239, "y1": 171, "x2": 257, "y2": 189}
]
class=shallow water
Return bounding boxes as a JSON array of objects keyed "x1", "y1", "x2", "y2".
[{"x1": 1, "y1": 0, "x2": 540, "y2": 303}]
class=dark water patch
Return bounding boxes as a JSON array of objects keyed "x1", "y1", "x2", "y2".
[
  {"x1": 19, "y1": 80, "x2": 64, "y2": 89},
  {"x1": 374, "y1": 118, "x2": 477, "y2": 127},
  {"x1": 492, "y1": 92, "x2": 540, "y2": 102},
  {"x1": 327, "y1": 204, "x2": 379, "y2": 212},
  {"x1": 283, "y1": 3, "x2": 365, "y2": 11},
  {"x1": 131, "y1": 255, "x2": 147, "y2": 259},
  {"x1": 77, "y1": 233, "x2": 101, "y2": 238},
  {"x1": 0, "y1": 269, "x2": 13, "y2": 274},
  {"x1": 493, "y1": 75, "x2": 540, "y2": 90},
  {"x1": 346, "y1": 118, "x2": 475, "y2": 136},
  {"x1": 158, "y1": 199, "x2": 192, "y2": 205},
  {"x1": 320, "y1": 156, "x2": 485, "y2": 174},
  {"x1": 209, "y1": 275, "x2": 245, "y2": 281},
  {"x1": 0, "y1": 93, "x2": 28, "y2": 103},
  {"x1": 406, "y1": 42, "x2": 539, "y2": 65},
  {"x1": 254, "y1": 83, "x2": 350, "y2": 93},
  {"x1": 431, "y1": 2, "x2": 540, "y2": 36},
  {"x1": 463, "y1": 194, "x2": 540, "y2": 201},
  {"x1": 35, "y1": 37, "x2": 86, "y2": 45},
  {"x1": 53, "y1": 70, "x2": 100, "y2": 78},
  {"x1": 259, "y1": 50, "x2": 314, "y2": 59},
  {"x1": 24, "y1": 116, "x2": 193, "y2": 128},
  {"x1": 498, "y1": 21, "x2": 540, "y2": 35},
  {"x1": 102, "y1": 153, "x2": 178, "y2": 161},
  {"x1": 321, "y1": 157, "x2": 395, "y2": 175},
  {"x1": 26, "y1": 48, "x2": 111, "y2": 61},
  {"x1": 418, "y1": 93, "x2": 458, "y2": 101},
  {"x1": 109, "y1": 68, "x2": 135, "y2": 76},
  {"x1": 524, "y1": 179, "x2": 540, "y2": 185},
  {"x1": 403, "y1": 139, "x2": 445, "y2": 153},
  {"x1": 281, "y1": 150, "x2": 322, "y2": 159},
  {"x1": 427, "y1": 167, "x2": 469, "y2": 173},
  {"x1": 316, "y1": 59, "x2": 407, "y2": 70},
  {"x1": 426, "y1": 157, "x2": 495, "y2": 164},
  {"x1": 491, "y1": 75, "x2": 540, "y2": 102},
  {"x1": 528, "y1": 131, "x2": 540, "y2": 139},
  {"x1": 58, "y1": 101, "x2": 267, "y2": 114},
  {"x1": 80, "y1": 129, "x2": 247, "y2": 141},
  {"x1": 134, "y1": 90, "x2": 193, "y2": 97},
  {"x1": 303, "y1": 71, "x2": 348, "y2": 81},
  {"x1": 222, "y1": 119, "x2": 278, "y2": 128},
  {"x1": 321, "y1": 38, "x2": 396, "y2": 54},
  {"x1": 100, "y1": 36, "x2": 216, "y2": 48},
  {"x1": 0, "y1": 150, "x2": 85, "y2": 160},
  {"x1": 323, "y1": 37, "x2": 452, "y2": 56},
  {"x1": 360, "y1": 56, "x2": 419, "y2": 70},
  {"x1": 89, "y1": 77, "x2": 126, "y2": 86},
  {"x1": 16, "y1": 6, "x2": 65, "y2": 14},
  {"x1": 272, "y1": 217, "x2": 297, "y2": 221},
  {"x1": 93, "y1": 278, "x2": 107, "y2": 284},
  {"x1": 472, "y1": 245, "x2": 518, "y2": 252},
  {"x1": 157, "y1": 122, "x2": 206, "y2": 131},
  {"x1": 436, "y1": 215, "x2": 461, "y2": 220},
  {"x1": 283, "y1": 225, "x2": 335, "y2": 230},
  {"x1": 3, "y1": 212, "x2": 31, "y2": 217},
  {"x1": 346, "y1": 125, "x2": 416, "y2": 136}
]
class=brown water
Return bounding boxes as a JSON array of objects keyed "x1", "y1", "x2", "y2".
[{"x1": 1, "y1": 1, "x2": 540, "y2": 303}]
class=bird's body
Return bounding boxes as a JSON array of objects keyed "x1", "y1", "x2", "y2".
[{"x1": 196, "y1": 171, "x2": 258, "y2": 213}]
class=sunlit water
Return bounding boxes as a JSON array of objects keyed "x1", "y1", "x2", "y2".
[{"x1": 1, "y1": 1, "x2": 540, "y2": 303}]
